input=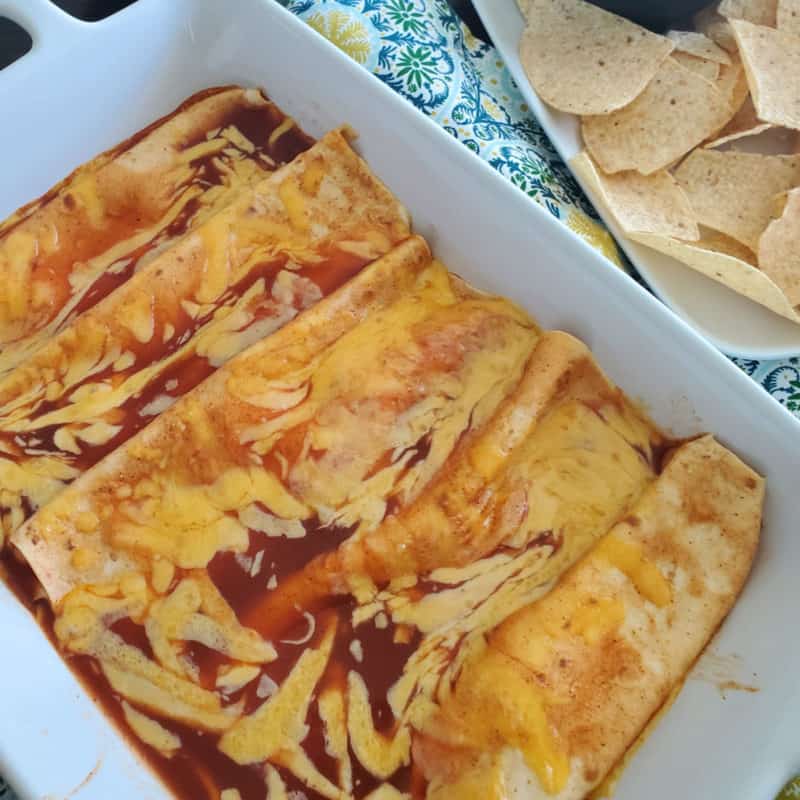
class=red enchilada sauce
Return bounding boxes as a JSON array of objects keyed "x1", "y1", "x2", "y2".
[
  {"x1": 0, "y1": 88, "x2": 678, "y2": 799},
  {"x1": 0, "y1": 405, "x2": 670, "y2": 799},
  {"x1": 2, "y1": 508, "x2": 444, "y2": 799},
  {"x1": 0, "y1": 87, "x2": 425, "y2": 798},
  {"x1": 2, "y1": 487, "x2": 582, "y2": 800},
  {"x1": 0, "y1": 87, "x2": 313, "y2": 356},
  {"x1": 0, "y1": 375, "x2": 667, "y2": 798},
  {"x1": 0, "y1": 245, "x2": 371, "y2": 472},
  {"x1": 0, "y1": 243, "x2": 378, "y2": 559},
  {"x1": 0, "y1": 338, "x2": 667, "y2": 800}
]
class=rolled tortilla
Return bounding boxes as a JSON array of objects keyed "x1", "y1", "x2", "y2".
[
  {"x1": 0, "y1": 86, "x2": 313, "y2": 377},
  {"x1": 12, "y1": 236, "x2": 536, "y2": 606},
  {"x1": 417, "y1": 435, "x2": 763, "y2": 799},
  {"x1": 0, "y1": 129, "x2": 411, "y2": 543},
  {"x1": 313, "y1": 331, "x2": 662, "y2": 591}
]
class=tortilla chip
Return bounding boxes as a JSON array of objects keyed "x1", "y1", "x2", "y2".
[
  {"x1": 757, "y1": 187, "x2": 800, "y2": 306},
  {"x1": 763, "y1": 127, "x2": 800, "y2": 152},
  {"x1": 570, "y1": 151, "x2": 698, "y2": 240},
  {"x1": 702, "y1": 58, "x2": 751, "y2": 141},
  {"x1": 581, "y1": 58, "x2": 731, "y2": 175},
  {"x1": 673, "y1": 52, "x2": 721, "y2": 81},
  {"x1": 630, "y1": 231, "x2": 800, "y2": 323},
  {"x1": 674, "y1": 149, "x2": 800, "y2": 249},
  {"x1": 778, "y1": 0, "x2": 800, "y2": 35},
  {"x1": 667, "y1": 30, "x2": 732, "y2": 64},
  {"x1": 694, "y1": 7, "x2": 740, "y2": 52},
  {"x1": 697, "y1": 226, "x2": 758, "y2": 264},
  {"x1": 716, "y1": 58, "x2": 751, "y2": 112},
  {"x1": 732, "y1": 19, "x2": 800, "y2": 130},
  {"x1": 518, "y1": 0, "x2": 674, "y2": 115},
  {"x1": 719, "y1": 0, "x2": 778, "y2": 26},
  {"x1": 705, "y1": 94, "x2": 774, "y2": 146},
  {"x1": 772, "y1": 191, "x2": 791, "y2": 217}
]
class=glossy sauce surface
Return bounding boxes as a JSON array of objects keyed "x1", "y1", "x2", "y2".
[
  {"x1": 2, "y1": 511, "x2": 428, "y2": 799},
  {"x1": 0, "y1": 87, "x2": 313, "y2": 355}
]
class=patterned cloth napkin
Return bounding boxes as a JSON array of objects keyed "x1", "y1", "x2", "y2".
[{"x1": 0, "y1": 2, "x2": 795, "y2": 799}]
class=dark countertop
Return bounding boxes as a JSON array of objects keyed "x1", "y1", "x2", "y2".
[{"x1": 448, "y1": 0, "x2": 490, "y2": 39}]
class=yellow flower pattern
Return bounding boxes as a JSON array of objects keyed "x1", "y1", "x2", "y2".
[{"x1": 307, "y1": 11, "x2": 372, "y2": 64}]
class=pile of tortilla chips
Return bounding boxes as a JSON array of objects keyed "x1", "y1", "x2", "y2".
[{"x1": 518, "y1": 0, "x2": 800, "y2": 325}]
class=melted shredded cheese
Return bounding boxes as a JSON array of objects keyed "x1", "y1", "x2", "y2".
[
  {"x1": 220, "y1": 622, "x2": 335, "y2": 764},
  {"x1": 594, "y1": 535, "x2": 672, "y2": 608},
  {"x1": 318, "y1": 688, "x2": 352, "y2": 794},
  {"x1": 347, "y1": 670, "x2": 411, "y2": 779},
  {"x1": 122, "y1": 700, "x2": 181, "y2": 757}
]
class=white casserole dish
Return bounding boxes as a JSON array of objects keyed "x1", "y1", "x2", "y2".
[
  {"x1": 0, "y1": 0, "x2": 798, "y2": 797},
  {"x1": 472, "y1": 0, "x2": 800, "y2": 361}
]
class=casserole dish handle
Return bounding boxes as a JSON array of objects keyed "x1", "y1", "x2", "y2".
[{"x1": 0, "y1": 0, "x2": 89, "y2": 72}]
